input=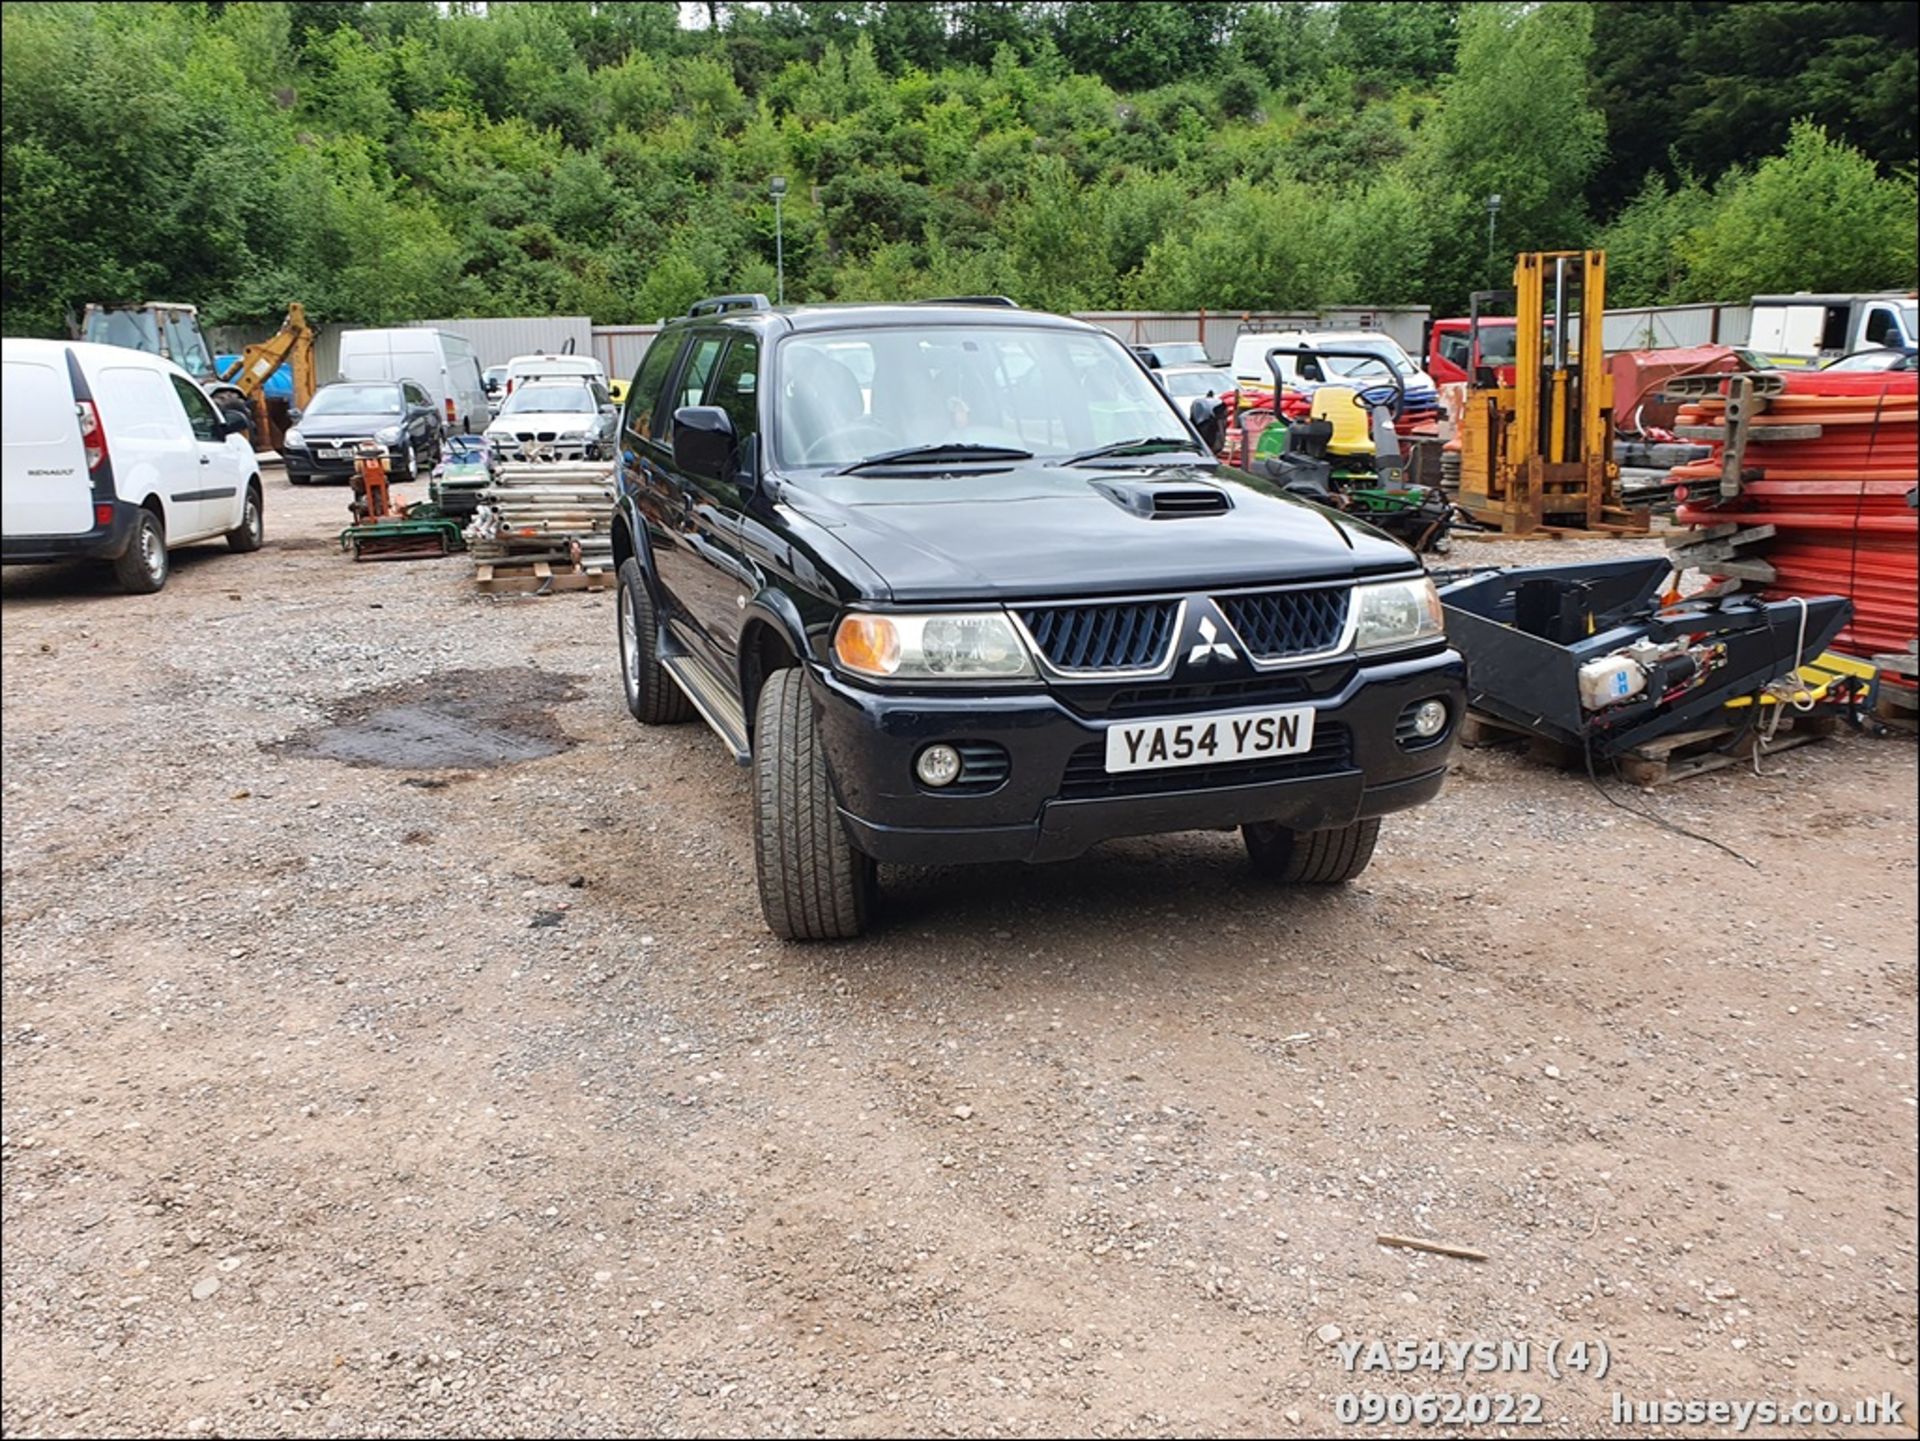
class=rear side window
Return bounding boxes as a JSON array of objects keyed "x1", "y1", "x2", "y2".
[
  {"x1": 623, "y1": 333, "x2": 684, "y2": 449},
  {"x1": 170, "y1": 376, "x2": 221, "y2": 440},
  {"x1": 97, "y1": 366, "x2": 190, "y2": 441},
  {"x1": 1, "y1": 358, "x2": 74, "y2": 446}
]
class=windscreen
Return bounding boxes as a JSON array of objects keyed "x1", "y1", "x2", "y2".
[
  {"x1": 1161, "y1": 369, "x2": 1233, "y2": 398},
  {"x1": 83, "y1": 309, "x2": 161, "y2": 353},
  {"x1": 306, "y1": 384, "x2": 402, "y2": 416},
  {"x1": 1322, "y1": 343, "x2": 1417, "y2": 379},
  {"x1": 503, "y1": 383, "x2": 595, "y2": 415},
  {"x1": 774, "y1": 325, "x2": 1187, "y2": 468},
  {"x1": 1152, "y1": 343, "x2": 1211, "y2": 367}
]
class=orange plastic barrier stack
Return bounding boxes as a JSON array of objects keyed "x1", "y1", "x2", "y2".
[{"x1": 1672, "y1": 371, "x2": 1919, "y2": 672}]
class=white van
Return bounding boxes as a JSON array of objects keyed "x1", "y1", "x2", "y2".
[
  {"x1": 2, "y1": 340, "x2": 264, "y2": 593},
  {"x1": 337, "y1": 328, "x2": 490, "y2": 435},
  {"x1": 504, "y1": 352, "x2": 606, "y2": 398}
]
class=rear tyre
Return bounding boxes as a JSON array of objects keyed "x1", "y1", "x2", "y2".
[
  {"x1": 753, "y1": 667, "x2": 875, "y2": 941},
  {"x1": 227, "y1": 482, "x2": 264, "y2": 553},
  {"x1": 1243, "y1": 816, "x2": 1380, "y2": 884},
  {"x1": 114, "y1": 508, "x2": 168, "y2": 594},
  {"x1": 617, "y1": 558, "x2": 694, "y2": 724}
]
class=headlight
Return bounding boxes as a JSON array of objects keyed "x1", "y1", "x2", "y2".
[
  {"x1": 283, "y1": 427, "x2": 305, "y2": 448},
  {"x1": 1351, "y1": 576, "x2": 1445, "y2": 653},
  {"x1": 375, "y1": 425, "x2": 403, "y2": 444},
  {"x1": 833, "y1": 612, "x2": 1036, "y2": 681}
]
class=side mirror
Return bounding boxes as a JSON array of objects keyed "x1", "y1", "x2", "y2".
[
  {"x1": 1189, "y1": 396, "x2": 1225, "y2": 453},
  {"x1": 672, "y1": 405, "x2": 735, "y2": 482},
  {"x1": 286, "y1": 407, "x2": 302, "y2": 423},
  {"x1": 218, "y1": 414, "x2": 251, "y2": 438}
]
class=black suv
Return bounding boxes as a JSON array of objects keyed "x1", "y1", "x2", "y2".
[{"x1": 612, "y1": 296, "x2": 1464, "y2": 940}]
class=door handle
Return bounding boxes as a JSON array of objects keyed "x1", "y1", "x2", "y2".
[{"x1": 199, "y1": 455, "x2": 211, "y2": 465}]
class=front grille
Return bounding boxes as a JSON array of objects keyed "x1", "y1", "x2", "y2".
[
  {"x1": 1217, "y1": 587, "x2": 1349, "y2": 661},
  {"x1": 1098, "y1": 673, "x2": 1318, "y2": 718},
  {"x1": 1018, "y1": 600, "x2": 1178, "y2": 672},
  {"x1": 1058, "y1": 724, "x2": 1352, "y2": 799}
]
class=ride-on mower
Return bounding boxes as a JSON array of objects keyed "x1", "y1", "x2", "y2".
[{"x1": 1241, "y1": 344, "x2": 1458, "y2": 553}]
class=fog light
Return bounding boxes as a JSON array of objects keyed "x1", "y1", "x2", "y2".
[
  {"x1": 1411, "y1": 699, "x2": 1448, "y2": 737},
  {"x1": 915, "y1": 743, "x2": 963, "y2": 788}
]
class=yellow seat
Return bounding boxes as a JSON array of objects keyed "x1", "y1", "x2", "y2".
[{"x1": 1308, "y1": 385, "x2": 1373, "y2": 456}]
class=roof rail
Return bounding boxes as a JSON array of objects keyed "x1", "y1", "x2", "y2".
[
  {"x1": 915, "y1": 295, "x2": 1019, "y2": 308},
  {"x1": 688, "y1": 293, "x2": 771, "y2": 317}
]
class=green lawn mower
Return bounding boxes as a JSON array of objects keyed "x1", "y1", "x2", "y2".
[{"x1": 1243, "y1": 344, "x2": 1458, "y2": 553}]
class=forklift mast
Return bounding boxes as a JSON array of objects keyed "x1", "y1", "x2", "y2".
[{"x1": 1457, "y1": 250, "x2": 1626, "y2": 535}]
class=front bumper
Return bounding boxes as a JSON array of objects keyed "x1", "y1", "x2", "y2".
[
  {"x1": 812, "y1": 647, "x2": 1466, "y2": 865},
  {"x1": 285, "y1": 443, "x2": 400, "y2": 482},
  {"x1": 2, "y1": 499, "x2": 140, "y2": 564}
]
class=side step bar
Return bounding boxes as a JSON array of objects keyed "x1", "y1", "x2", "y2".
[{"x1": 661, "y1": 654, "x2": 751, "y2": 762}]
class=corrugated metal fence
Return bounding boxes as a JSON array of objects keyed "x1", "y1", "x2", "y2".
[
  {"x1": 212, "y1": 302, "x2": 1758, "y2": 388},
  {"x1": 210, "y1": 315, "x2": 594, "y2": 382},
  {"x1": 1076, "y1": 308, "x2": 1433, "y2": 359}
]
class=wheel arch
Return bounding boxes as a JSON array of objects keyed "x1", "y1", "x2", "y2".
[{"x1": 738, "y1": 591, "x2": 812, "y2": 737}]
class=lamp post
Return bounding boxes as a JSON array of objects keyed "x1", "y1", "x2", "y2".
[
  {"x1": 1485, "y1": 193, "x2": 1502, "y2": 271},
  {"x1": 770, "y1": 176, "x2": 787, "y2": 305}
]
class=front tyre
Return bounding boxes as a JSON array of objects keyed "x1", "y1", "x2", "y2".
[
  {"x1": 1243, "y1": 816, "x2": 1380, "y2": 884},
  {"x1": 753, "y1": 667, "x2": 875, "y2": 941},
  {"x1": 616, "y1": 558, "x2": 693, "y2": 724}
]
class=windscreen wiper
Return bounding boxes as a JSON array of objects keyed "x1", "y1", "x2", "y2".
[
  {"x1": 832, "y1": 443, "x2": 1034, "y2": 475},
  {"x1": 1059, "y1": 436, "x2": 1208, "y2": 466}
]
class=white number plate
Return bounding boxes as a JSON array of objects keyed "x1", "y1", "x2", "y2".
[
  {"x1": 317, "y1": 447, "x2": 352, "y2": 459},
  {"x1": 1105, "y1": 706, "x2": 1316, "y2": 773}
]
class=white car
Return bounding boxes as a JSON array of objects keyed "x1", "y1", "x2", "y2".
[
  {"x1": 485, "y1": 377, "x2": 618, "y2": 461},
  {"x1": 2, "y1": 339, "x2": 264, "y2": 593}
]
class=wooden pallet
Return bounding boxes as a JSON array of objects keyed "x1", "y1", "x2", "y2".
[
  {"x1": 1461, "y1": 707, "x2": 1836, "y2": 786},
  {"x1": 473, "y1": 559, "x2": 612, "y2": 595}
]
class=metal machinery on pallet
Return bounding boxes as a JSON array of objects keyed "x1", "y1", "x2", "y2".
[
  {"x1": 338, "y1": 441, "x2": 464, "y2": 560},
  {"x1": 1435, "y1": 557, "x2": 1855, "y2": 759},
  {"x1": 1456, "y1": 251, "x2": 1638, "y2": 535},
  {"x1": 1242, "y1": 345, "x2": 1456, "y2": 552}
]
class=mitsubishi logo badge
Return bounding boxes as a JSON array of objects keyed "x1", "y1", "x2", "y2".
[{"x1": 1187, "y1": 615, "x2": 1237, "y2": 666}]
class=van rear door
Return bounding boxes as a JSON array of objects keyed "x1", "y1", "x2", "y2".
[{"x1": 2, "y1": 348, "x2": 90, "y2": 536}]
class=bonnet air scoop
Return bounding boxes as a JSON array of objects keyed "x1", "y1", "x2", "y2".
[{"x1": 1090, "y1": 478, "x2": 1233, "y2": 519}]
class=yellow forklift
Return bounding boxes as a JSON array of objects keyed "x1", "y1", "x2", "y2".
[{"x1": 1455, "y1": 250, "x2": 1641, "y2": 535}]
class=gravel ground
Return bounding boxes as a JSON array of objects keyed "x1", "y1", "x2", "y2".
[{"x1": 3, "y1": 468, "x2": 1915, "y2": 1437}]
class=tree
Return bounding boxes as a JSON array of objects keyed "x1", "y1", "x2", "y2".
[
  {"x1": 1590, "y1": 2, "x2": 1918, "y2": 216},
  {"x1": 1415, "y1": 2, "x2": 1607, "y2": 307},
  {"x1": 1682, "y1": 122, "x2": 1918, "y2": 298}
]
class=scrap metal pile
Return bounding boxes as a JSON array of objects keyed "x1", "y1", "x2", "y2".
[
  {"x1": 464, "y1": 460, "x2": 616, "y2": 575},
  {"x1": 1663, "y1": 368, "x2": 1918, "y2": 704}
]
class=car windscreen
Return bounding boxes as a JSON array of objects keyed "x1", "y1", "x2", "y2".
[
  {"x1": 306, "y1": 384, "x2": 402, "y2": 416},
  {"x1": 1151, "y1": 343, "x2": 1211, "y2": 367},
  {"x1": 773, "y1": 325, "x2": 1189, "y2": 468},
  {"x1": 1321, "y1": 344, "x2": 1417, "y2": 379},
  {"x1": 502, "y1": 384, "x2": 595, "y2": 415},
  {"x1": 1162, "y1": 369, "x2": 1233, "y2": 398}
]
